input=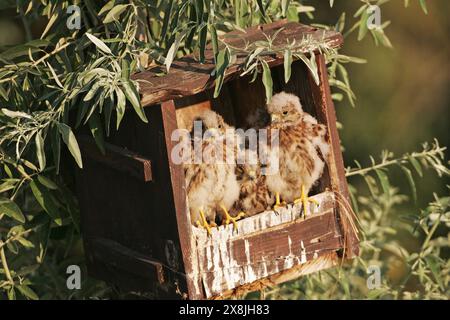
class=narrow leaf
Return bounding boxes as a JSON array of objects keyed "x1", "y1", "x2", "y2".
[
  {"x1": 408, "y1": 155, "x2": 423, "y2": 177},
  {"x1": 103, "y1": 4, "x2": 128, "y2": 23},
  {"x1": 41, "y1": 12, "x2": 58, "y2": 39},
  {"x1": 30, "y1": 180, "x2": 62, "y2": 225},
  {"x1": 37, "y1": 175, "x2": 58, "y2": 190},
  {"x1": 358, "y1": 7, "x2": 369, "y2": 41},
  {"x1": 375, "y1": 169, "x2": 390, "y2": 197},
  {"x1": 214, "y1": 48, "x2": 230, "y2": 98},
  {"x1": 85, "y1": 33, "x2": 112, "y2": 55},
  {"x1": 122, "y1": 81, "x2": 148, "y2": 123},
  {"x1": 425, "y1": 256, "x2": 444, "y2": 290},
  {"x1": 115, "y1": 88, "x2": 126, "y2": 129},
  {"x1": 400, "y1": 166, "x2": 417, "y2": 203},
  {"x1": 35, "y1": 131, "x2": 46, "y2": 171},
  {"x1": 284, "y1": 49, "x2": 292, "y2": 83},
  {"x1": 261, "y1": 59, "x2": 273, "y2": 101},
  {"x1": 51, "y1": 126, "x2": 61, "y2": 174},
  {"x1": 0, "y1": 197, "x2": 25, "y2": 223},
  {"x1": 419, "y1": 0, "x2": 428, "y2": 14},
  {"x1": 16, "y1": 285, "x2": 38, "y2": 300},
  {"x1": 56, "y1": 123, "x2": 83, "y2": 168},
  {"x1": 98, "y1": 0, "x2": 116, "y2": 16}
]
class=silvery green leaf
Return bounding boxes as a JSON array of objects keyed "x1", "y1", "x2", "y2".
[
  {"x1": 85, "y1": 33, "x2": 112, "y2": 55},
  {"x1": 419, "y1": 0, "x2": 428, "y2": 14},
  {"x1": 284, "y1": 49, "x2": 292, "y2": 83},
  {"x1": 98, "y1": 0, "x2": 116, "y2": 16},
  {"x1": 30, "y1": 180, "x2": 62, "y2": 225},
  {"x1": 56, "y1": 122, "x2": 83, "y2": 168},
  {"x1": 115, "y1": 88, "x2": 126, "y2": 129},
  {"x1": 213, "y1": 48, "x2": 230, "y2": 98},
  {"x1": 358, "y1": 8, "x2": 369, "y2": 41},
  {"x1": 165, "y1": 30, "x2": 187, "y2": 73},
  {"x1": 1, "y1": 108, "x2": 33, "y2": 119},
  {"x1": 399, "y1": 165, "x2": 417, "y2": 203},
  {"x1": 261, "y1": 59, "x2": 273, "y2": 101},
  {"x1": 35, "y1": 131, "x2": 46, "y2": 171},
  {"x1": 103, "y1": 4, "x2": 129, "y2": 24},
  {"x1": 37, "y1": 175, "x2": 58, "y2": 190},
  {"x1": 0, "y1": 197, "x2": 25, "y2": 223},
  {"x1": 122, "y1": 81, "x2": 148, "y2": 123}
]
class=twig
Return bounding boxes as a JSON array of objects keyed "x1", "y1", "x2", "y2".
[
  {"x1": 0, "y1": 228, "x2": 32, "y2": 250},
  {"x1": 345, "y1": 147, "x2": 447, "y2": 177},
  {"x1": 0, "y1": 242, "x2": 14, "y2": 285}
]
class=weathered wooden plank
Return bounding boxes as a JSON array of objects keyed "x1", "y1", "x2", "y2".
[
  {"x1": 76, "y1": 106, "x2": 193, "y2": 299},
  {"x1": 192, "y1": 191, "x2": 342, "y2": 297},
  {"x1": 90, "y1": 237, "x2": 165, "y2": 284},
  {"x1": 161, "y1": 100, "x2": 204, "y2": 299},
  {"x1": 133, "y1": 21, "x2": 343, "y2": 107},
  {"x1": 193, "y1": 191, "x2": 335, "y2": 241},
  {"x1": 308, "y1": 54, "x2": 360, "y2": 258},
  {"x1": 202, "y1": 235, "x2": 341, "y2": 298},
  {"x1": 199, "y1": 212, "x2": 339, "y2": 271},
  {"x1": 78, "y1": 135, "x2": 153, "y2": 182},
  {"x1": 211, "y1": 252, "x2": 340, "y2": 299}
]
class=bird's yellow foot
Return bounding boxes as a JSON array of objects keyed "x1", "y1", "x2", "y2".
[
  {"x1": 196, "y1": 208, "x2": 213, "y2": 236},
  {"x1": 273, "y1": 192, "x2": 286, "y2": 213},
  {"x1": 220, "y1": 205, "x2": 245, "y2": 231},
  {"x1": 294, "y1": 185, "x2": 319, "y2": 217}
]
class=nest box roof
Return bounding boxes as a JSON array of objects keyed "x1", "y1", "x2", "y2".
[{"x1": 132, "y1": 21, "x2": 343, "y2": 107}]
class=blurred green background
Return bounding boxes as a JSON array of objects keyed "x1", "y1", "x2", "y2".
[{"x1": 312, "y1": 0, "x2": 449, "y2": 209}]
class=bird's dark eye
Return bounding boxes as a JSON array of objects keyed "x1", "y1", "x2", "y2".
[
  {"x1": 282, "y1": 111, "x2": 288, "y2": 115},
  {"x1": 218, "y1": 124, "x2": 222, "y2": 129}
]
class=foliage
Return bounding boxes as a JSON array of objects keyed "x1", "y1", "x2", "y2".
[{"x1": 0, "y1": 0, "x2": 446, "y2": 300}]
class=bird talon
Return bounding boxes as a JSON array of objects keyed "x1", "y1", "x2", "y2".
[
  {"x1": 294, "y1": 185, "x2": 317, "y2": 218},
  {"x1": 221, "y1": 205, "x2": 244, "y2": 232},
  {"x1": 309, "y1": 198, "x2": 319, "y2": 207},
  {"x1": 272, "y1": 192, "x2": 286, "y2": 214},
  {"x1": 197, "y1": 208, "x2": 212, "y2": 236},
  {"x1": 273, "y1": 204, "x2": 284, "y2": 215}
]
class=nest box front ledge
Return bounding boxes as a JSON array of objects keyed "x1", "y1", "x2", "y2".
[{"x1": 193, "y1": 191, "x2": 344, "y2": 298}]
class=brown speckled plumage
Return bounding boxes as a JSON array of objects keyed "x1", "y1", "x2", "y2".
[
  {"x1": 234, "y1": 161, "x2": 274, "y2": 217},
  {"x1": 184, "y1": 110, "x2": 241, "y2": 226},
  {"x1": 264, "y1": 92, "x2": 330, "y2": 203}
]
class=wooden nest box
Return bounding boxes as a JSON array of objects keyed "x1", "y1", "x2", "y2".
[{"x1": 75, "y1": 21, "x2": 359, "y2": 299}]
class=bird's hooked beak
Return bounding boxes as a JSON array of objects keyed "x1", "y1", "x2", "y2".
[{"x1": 271, "y1": 113, "x2": 281, "y2": 123}]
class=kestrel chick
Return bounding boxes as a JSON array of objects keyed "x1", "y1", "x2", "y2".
[
  {"x1": 235, "y1": 157, "x2": 274, "y2": 217},
  {"x1": 264, "y1": 92, "x2": 329, "y2": 216},
  {"x1": 184, "y1": 110, "x2": 243, "y2": 235}
]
